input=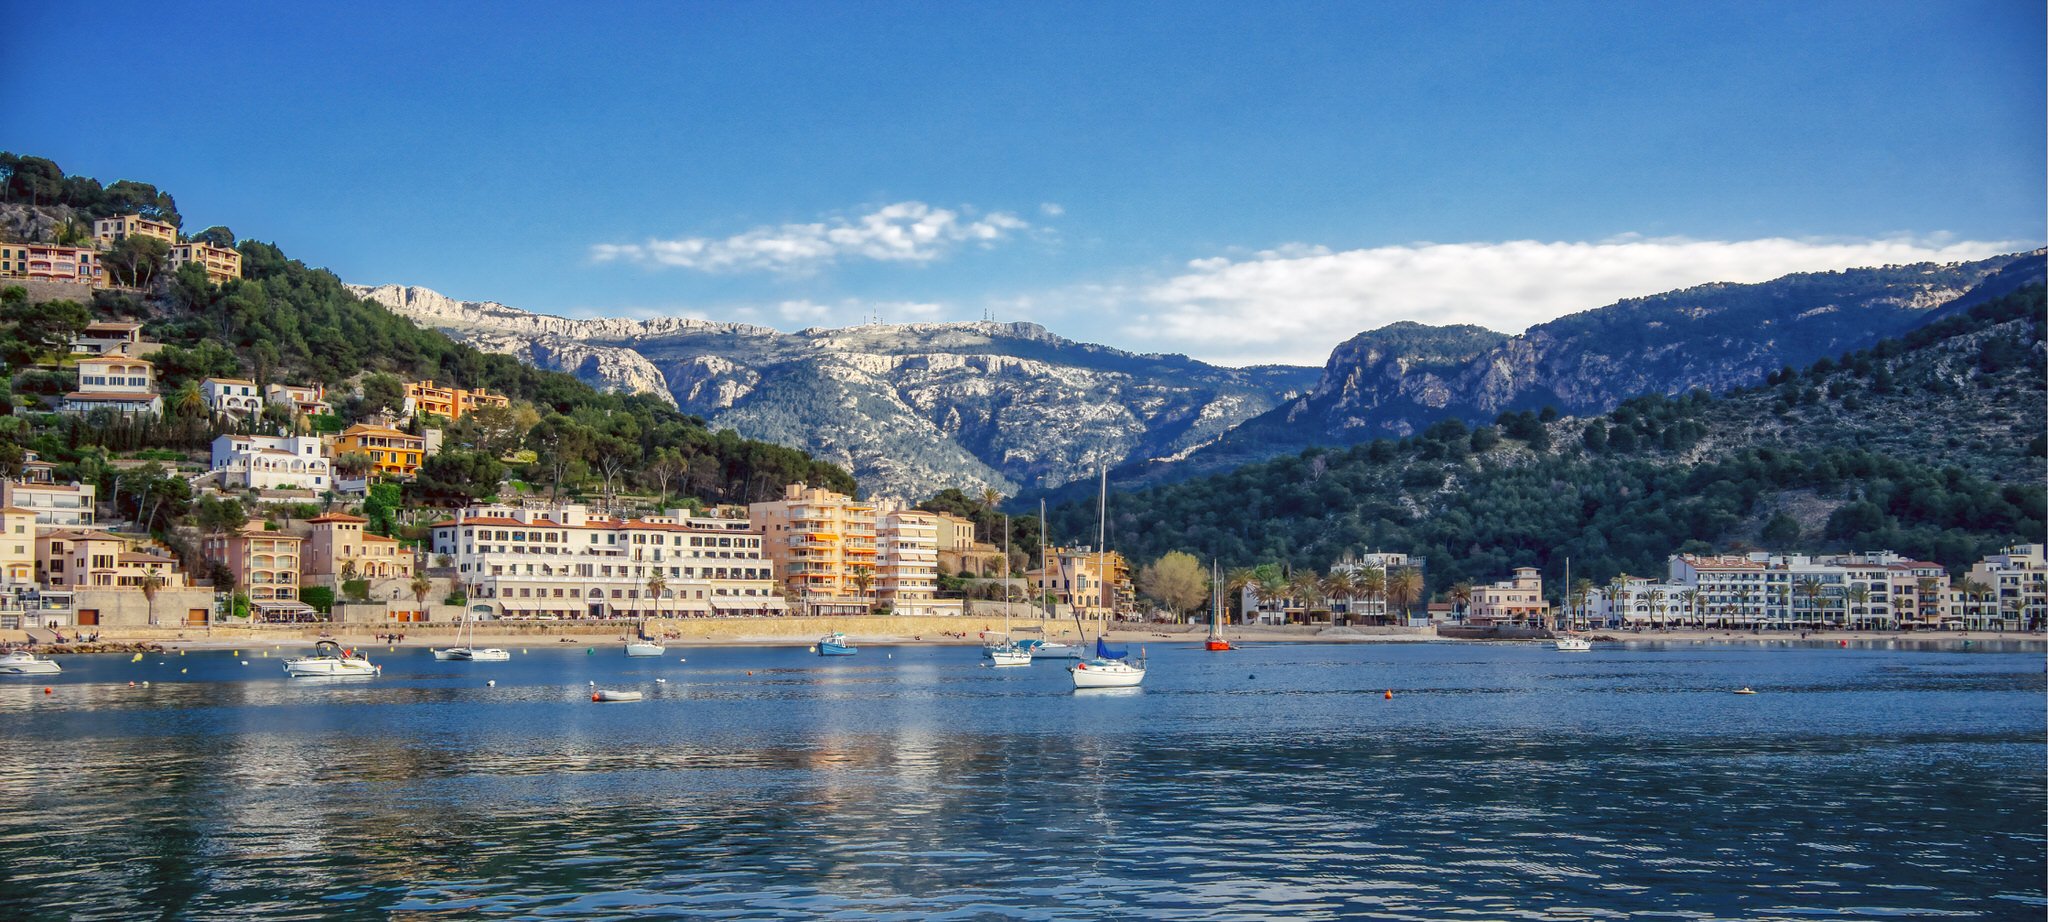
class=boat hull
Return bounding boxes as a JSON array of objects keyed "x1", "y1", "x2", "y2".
[
  {"x1": 283, "y1": 659, "x2": 379, "y2": 678},
  {"x1": 817, "y1": 644, "x2": 857, "y2": 656},
  {"x1": 624, "y1": 643, "x2": 665, "y2": 657},
  {"x1": 988, "y1": 650, "x2": 1033, "y2": 666},
  {"x1": 0, "y1": 663, "x2": 61, "y2": 675},
  {"x1": 449, "y1": 647, "x2": 510, "y2": 661},
  {"x1": 1070, "y1": 661, "x2": 1145, "y2": 688},
  {"x1": 1205, "y1": 639, "x2": 1233, "y2": 651},
  {"x1": 593, "y1": 689, "x2": 643, "y2": 702}
]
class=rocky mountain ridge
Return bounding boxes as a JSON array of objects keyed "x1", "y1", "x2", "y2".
[{"x1": 349, "y1": 284, "x2": 1319, "y2": 500}]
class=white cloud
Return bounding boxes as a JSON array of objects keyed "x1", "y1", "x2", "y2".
[
  {"x1": 591, "y1": 202, "x2": 1029, "y2": 274},
  {"x1": 1039, "y1": 202, "x2": 1065, "y2": 217},
  {"x1": 1122, "y1": 236, "x2": 2026, "y2": 366}
]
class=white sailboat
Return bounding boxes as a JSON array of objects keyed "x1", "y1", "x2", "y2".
[
  {"x1": 436, "y1": 611, "x2": 510, "y2": 662},
  {"x1": 1068, "y1": 468, "x2": 1145, "y2": 689},
  {"x1": 1554, "y1": 557, "x2": 1591, "y2": 651},
  {"x1": 983, "y1": 515, "x2": 1033, "y2": 666}
]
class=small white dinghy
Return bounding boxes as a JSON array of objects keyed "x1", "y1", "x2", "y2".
[
  {"x1": 1555, "y1": 634, "x2": 1592, "y2": 652},
  {"x1": 592, "y1": 689, "x2": 644, "y2": 702}
]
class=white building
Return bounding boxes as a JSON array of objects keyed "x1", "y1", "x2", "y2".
[
  {"x1": 1329, "y1": 551, "x2": 1425, "y2": 623},
  {"x1": 1620, "y1": 550, "x2": 1952, "y2": 631},
  {"x1": 876, "y1": 508, "x2": 960, "y2": 617},
  {"x1": 2, "y1": 458, "x2": 96, "y2": 527},
  {"x1": 60, "y1": 350, "x2": 159, "y2": 416},
  {"x1": 1959, "y1": 543, "x2": 2046, "y2": 632},
  {"x1": 200, "y1": 377, "x2": 264, "y2": 417},
  {"x1": 266, "y1": 382, "x2": 331, "y2": 417},
  {"x1": 210, "y1": 434, "x2": 331, "y2": 492},
  {"x1": 429, "y1": 503, "x2": 785, "y2": 620}
]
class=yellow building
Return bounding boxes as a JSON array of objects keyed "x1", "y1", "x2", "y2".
[
  {"x1": 749, "y1": 484, "x2": 877, "y2": 616},
  {"x1": 306, "y1": 512, "x2": 413, "y2": 583},
  {"x1": 0, "y1": 506, "x2": 36, "y2": 587},
  {"x1": 335, "y1": 424, "x2": 426, "y2": 477},
  {"x1": 168, "y1": 241, "x2": 243, "y2": 284},
  {"x1": 403, "y1": 379, "x2": 510, "y2": 421},
  {"x1": 36, "y1": 530, "x2": 189, "y2": 590},
  {"x1": 1027, "y1": 546, "x2": 1123, "y2": 620},
  {"x1": 93, "y1": 214, "x2": 178, "y2": 247},
  {"x1": 1470, "y1": 567, "x2": 1550, "y2": 627}
]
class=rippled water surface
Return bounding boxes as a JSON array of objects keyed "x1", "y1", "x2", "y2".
[{"x1": 1, "y1": 640, "x2": 2041, "y2": 920}]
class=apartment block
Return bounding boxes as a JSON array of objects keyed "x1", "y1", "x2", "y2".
[
  {"x1": 1960, "y1": 543, "x2": 2046, "y2": 631},
  {"x1": 335, "y1": 423, "x2": 426, "y2": 477},
  {"x1": 61, "y1": 351, "x2": 160, "y2": 415},
  {"x1": 0, "y1": 506, "x2": 35, "y2": 586},
  {"x1": 306, "y1": 512, "x2": 413, "y2": 583},
  {"x1": 402, "y1": 379, "x2": 509, "y2": 421},
  {"x1": 1469, "y1": 567, "x2": 1550, "y2": 627},
  {"x1": 2, "y1": 464, "x2": 96, "y2": 527},
  {"x1": 202, "y1": 524, "x2": 305, "y2": 616},
  {"x1": 37, "y1": 530, "x2": 189, "y2": 591},
  {"x1": 0, "y1": 244, "x2": 105, "y2": 286},
  {"x1": 92, "y1": 214, "x2": 178, "y2": 247},
  {"x1": 876, "y1": 509, "x2": 960, "y2": 616},
  {"x1": 1659, "y1": 550, "x2": 1950, "y2": 631},
  {"x1": 430, "y1": 503, "x2": 783, "y2": 619},
  {"x1": 749, "y1": 484, "x2": 876, "y2": 616},
  {"x1": 1328, "y1": 551, "x2": 1426, "y2": 623},
  {"x1": 167, "y1": 241, "x2": 243, "y2": 284}
]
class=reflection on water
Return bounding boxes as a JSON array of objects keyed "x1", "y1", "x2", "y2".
[{"x1": 1, "y1": 642, "x2": 2042, "y2": 920}]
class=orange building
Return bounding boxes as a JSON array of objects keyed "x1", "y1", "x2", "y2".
[
  {"x1": 334, "y1": 424, "x2": 426, "y2": 477},
  {"x1": 202, "y1": 524, "x2": 303, "y2": 605},
  {"x1": 403, "y1": 379, "x2": 509, "y2": 421},
  {"x1": 306, "y1": 512, "x2": 413, "y2": 583},
  {"x1": 748, "y1": 484, "x2": 877, "y2": 616},
  {"x1": 92, "y1": 214, "x2": 178, "y2": 247},
  {"x1": 0, "y1": 244, "x2": 105, "y2": 286}
]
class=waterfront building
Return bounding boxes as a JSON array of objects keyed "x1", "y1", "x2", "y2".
[
  {"x1": 92, "y1": 214, "x2": 178, "y2": 247},
  {"x1": 749, "y1": 484, "x2": 876, "y2": 616},
  {"x1": 876, "y1": 508, "x2": 961, "y2": 617},
  {"x1": 402, "y1": 379, "x2": 509, "y2": 421},
  {"x1": 1960, "y1": 543, "x2": 2046, "y2": 631},
  {"x1": 0, "y1": 243, "x2": 105, "y2": 286},
  {"x1": 429, "y1": 503, "x2": 783, "y2": 619},
  {"x1": 36, "y1": 529, "x2": 188, "y2": 591},
  {"x1": 68, "y1": 320, "x2": 158, "y2": 357},
  {"x1": 1663, "y1": 550, "x2": 1949, "y2": 631},
  {"x1": 210, "y1": 434, "x2": 331, "y2": 492},
  {"x1": 265, "y1": 382, "x2": 331, "y2": 417},
  {"x1": 202, "y1": 524, "x2": 306, "y2": 618},
  {"x1": 0, "y1": 506, "x2": 36, "y2": 587},
  {"x1": 306, "y1": 512, "x2": 413, "y2": 584},
  {"x1": 200, "y1": 377, "x2": 263, "y2": 417},
  {"x1": 1328, "y1": 551, "x2": 1426, "y2": 624},
  {"x1": 1028, "y1": 546, "x2": 1119, "y2": 620},
  {"x1": 166, "y1": 240, "x2": 243, "y2": 284},
  {"x1": 2, "y1": 461, "x2": 96, "y2": 527},
  {"x1": 1468, "y1": 567, "x2": 1550, "y2": 627},
  {"x1": 334, "y1": 423, "x2": 425, "y2": 477},
  {"x1": 60, "y1": 351, "x2": 160, "y2": 416},
  {"x1": 933, "y1": 511, "x2": 1006, "y2": 577}
]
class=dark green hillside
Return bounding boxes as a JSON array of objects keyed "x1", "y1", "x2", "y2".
[{"x1": 1051, "y1": 287, "x2": 2046, "y2": 595}]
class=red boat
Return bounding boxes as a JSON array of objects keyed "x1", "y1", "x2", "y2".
[{"x1": 1206, "y1": 560, "x2": 1233, "y2": 651}]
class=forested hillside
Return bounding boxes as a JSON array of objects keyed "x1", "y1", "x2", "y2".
[
  {"x1": 0, "y1": 153, "x2": 854, "y2": 505},
  {"x1": 1049, "y1": 286, "x2": 2047, "y2": 596}
]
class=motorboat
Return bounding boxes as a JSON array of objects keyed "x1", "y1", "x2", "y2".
[
  {"x1": 625, "y1": 641, "x2": 666, "y2": 657},
  {"x1": 1070, "y1": 636, "x2": 1146, "y2": 689},
  {"x1": 1733, "y1": 687, "x2": 1758, "y2": 695},
  {"x1": 593, "y1": 689, "x2": 644, "y2": 702},
  {"x1": 0, "y1": 651, "x2": 61, "y2": 675},
  {"x1": 1018, "y1": 639, "x2": 1079, "y2": 659},
  {"x1": 1555, "y1": 635, "x2": 1593, "y2": 652},
  {"x1": 284, "y1": 640, "x2": 380, "y2": 678},
  {"x1": 816, "y1": 632, "x2": 857, "y2": 656}
]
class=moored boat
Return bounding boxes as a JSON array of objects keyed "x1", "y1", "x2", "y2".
[
  {"x1": 817, "y1": 632, "x2": 857, "y2": 656},
  {"x1": 0, "y1": 651, "x2": 61, "y2": 675},
  {"x1": 625, "y1": 641, "x2": 666, "y2": 657},
  {"x1": 1071, "y1": 637, "x2": 1146, "y2": 688},
  {"x1": 1555, "y1": 635, "x2": 1592, "y2": 652},
  {"x1": 284, "y1": 640, "x2": 379, "y2": 678},
  {"x1": 593, "y1": 688, "x2": 644, "y2": 702}
]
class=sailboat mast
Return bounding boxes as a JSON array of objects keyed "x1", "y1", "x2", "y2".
[{"x1": 1096, "y1": 464, "x2": 1107, "y2": 624}]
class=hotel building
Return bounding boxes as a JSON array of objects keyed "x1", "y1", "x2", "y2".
[
  {"x1": 0, "y1": 243, "x2": 104, "y2": 286},
  {"x1": 876, "y1": 508, "x2": 960, "y2": 616},
  {"x1": 305, "y1": 512, "x2": 413, "y2": 584},
  {"x1": 1468, "y1": 567, "x2": 1550, "y2": 627},
  {"x1": 1653, "y1": 550, "x2": 1951, "y2": 631},
  {"x1": 202, "y1": 524, "x2": 306, "y2": 617},
  {"x1": 210, "y1": 434, "x2": 331, "y2": 492},
  {"x1": 749, "y1": 484, "x2": 877, "y2": 616},
  {"x1": 402, "y1": 379, "x2": 509, "y2": 421},
  {"x1": 1959, "y1": 543, "x2": 2046, "y2": 631},
  {"x1": 334, "y1": 423, "x2": 426, "y2": 477},
  {"x1": 430, "y1": 503, "x2": 783, "y2": 619}
]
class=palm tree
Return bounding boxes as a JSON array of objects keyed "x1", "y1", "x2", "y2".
[
  {"x1": 1794, "y1": 577, "x2": 1825, "y2": 630},
  {"x1": 1733, "y1": 587, "x2": 1756, "y2": 631},
  {"x1": 1449, "y1": 581, "x2": 1475, "y2": 623},
  {"x1": 1223, "y1": 568, "x2": 1256, "y2": 624},
  {"x1": 1357, "y1": 567, "x2": 1387, "y2": 623},
  {"x1": 410, "y1": 574, "x2": 434, "y2": 613},
  {"x1": 140, "y1": 573, "x2": 162, "y2": 627},
  {"x1": 980, "y1": 488, "x2": 1002, "y2": 510},
  {"x1": 852, "y1": 568, "x2": 876, "y2": 614},
  {"x1": 1678, "y1": 589, "x2": 1703, "y2": 629},
  {"x1": 646, "y1": 574, "x2": 668, "y2": 621},
  {"x1": 1915, "y1": 576, "x2": 1942, "y2": 630},
  {"x1": 1845, "y1": 585, "x2": 1872, "y2": 631},
  {"x1": 1568, "y1": 578, "x2": 1594, "y2": 629},
  {"x1": 1607, "y1": 575, "x2": 1632, "y2": 629},
  {"x1": 1957, "y1": 579, "x2": 1992, "y2": 631},
  {"x1": 1322, "y1": 571, "x2": 1357, "y2": 623},
  {"x1": 1290, "y1": 570, "x2": 1325, "y2": 624},
  {"x1": 1386, "y1": 568, "x2": 1422, "y2": 625},
  {"x1": 1255, "y1": 570, "x2": 1288, "y2": 623}
]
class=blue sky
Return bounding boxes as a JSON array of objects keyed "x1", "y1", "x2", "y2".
[{"x1": 9, "y1": 1, "x2": 2043, "y2": 365}]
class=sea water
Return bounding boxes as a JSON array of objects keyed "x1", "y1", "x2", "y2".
[{"x1": 1, "y1": 641, "x2": 2041, "y2": 920}]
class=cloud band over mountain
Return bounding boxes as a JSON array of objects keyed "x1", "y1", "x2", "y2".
[{"x1": 592, "y1": 202, "x2": 1030, "y2": 274}]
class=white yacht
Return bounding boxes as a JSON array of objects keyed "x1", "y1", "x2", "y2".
[
  {"x1": 284, "y1": 641, "x2": 380, "y2": 678},
  {"x1": 0, "y1": 651, "x2": 62, "y2": 675},
  {"x1": 988, "y1": 645, "x2": 1033, "y2": 667},
  {"x1": 1024, "y1": 639, "x2": 1079, "y2": 659},
  {"x1": 436, "y1": 613, "x2": 510, "y2": 662},
  {"x1": 1555, "y1": 635, "x2": 1593, "y2": 652},
  {"x1": 625, "y1": 641, "x2": 666, "y2": 657},
  {"x1": 1070, "y1": 637, "x2": 1146, "y2": 688}
]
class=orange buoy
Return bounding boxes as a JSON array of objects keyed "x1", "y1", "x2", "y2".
[
  {"x1": 591, "y1": 692, "x2": 600, "y2": 701},
  {"x1": 1384, "y1": 689, "x2": 1393, "y2": 700},
  {"x1": 44, "y1": 687, "x2": 53, "y2": 695},
  {"x1": 1839, "y1": 639, "x2": 1847, "y2": 647}
]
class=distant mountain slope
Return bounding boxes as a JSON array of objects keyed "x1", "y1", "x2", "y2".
[
  {"x1": 1049, "y1": 285, "x2": 2046, "y2": 595},
  {"x1": 351, "y1": 284, "x2": 1319, "y2": 500},
  {"x1": 1135, "y1": 252, "x2": 2038, "y2": 486}
]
